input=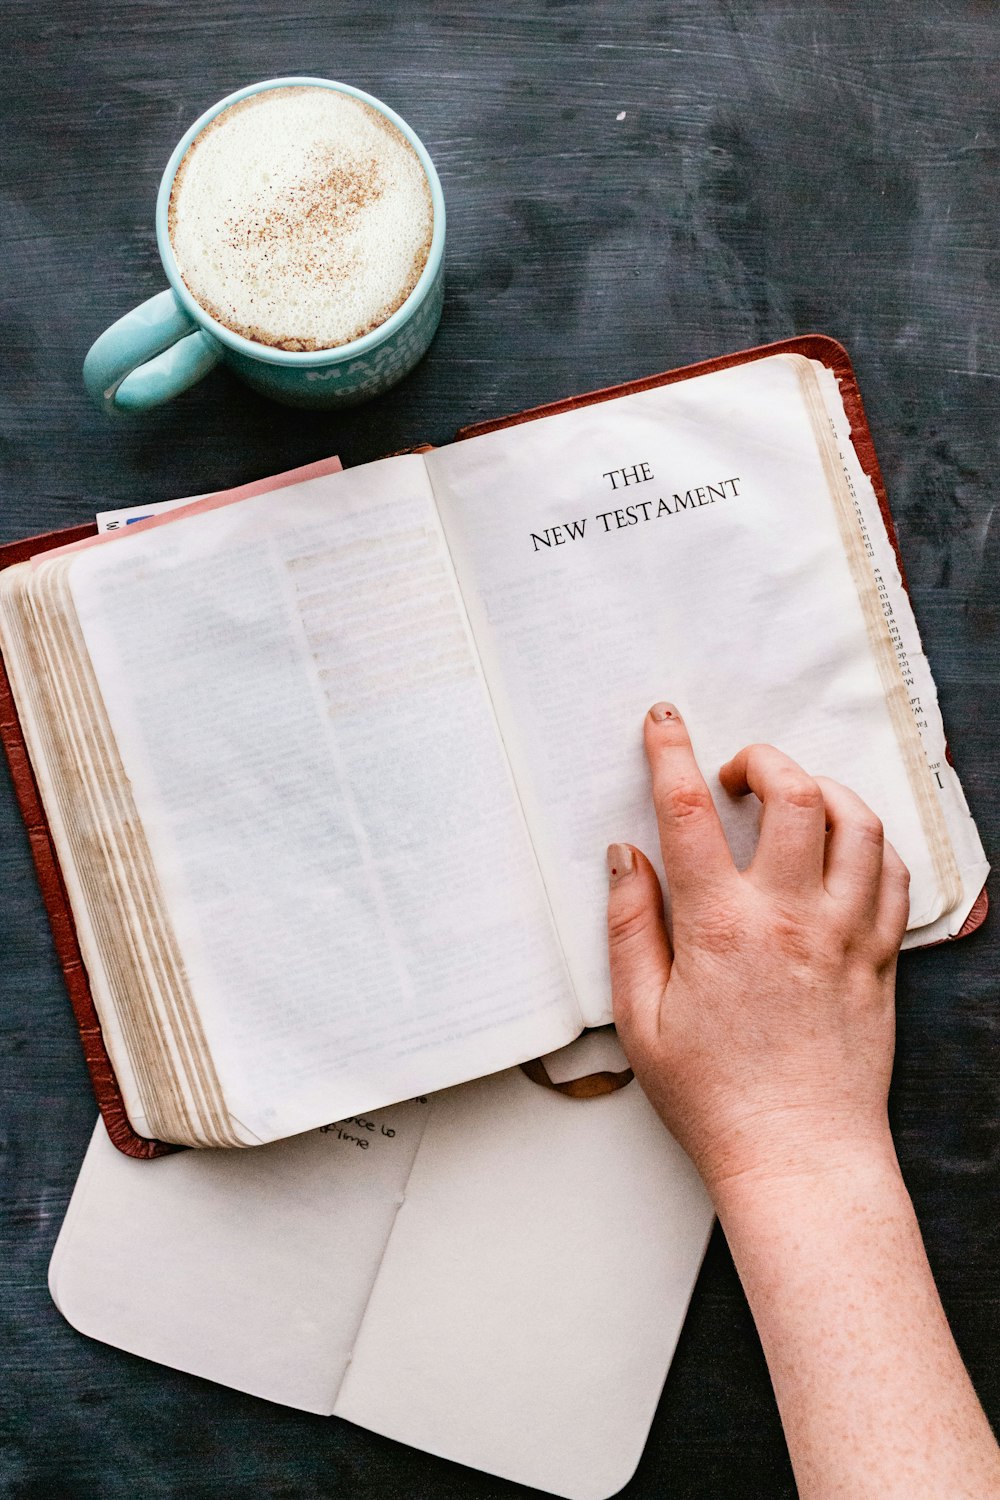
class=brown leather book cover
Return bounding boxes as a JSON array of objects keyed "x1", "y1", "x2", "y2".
[
  {"x1": 0, "y1": 523, "x2": 174, "y2": 1158},
  {"x1": 0, "y1": 337, "x2": 987, "y2": 1159}
]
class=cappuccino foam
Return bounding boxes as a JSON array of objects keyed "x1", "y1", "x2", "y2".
[{"x1": 168, "y1": 87, "x2": 434, "y2": 352}]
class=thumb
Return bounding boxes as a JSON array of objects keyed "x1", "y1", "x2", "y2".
[{"x1": 606, "y1": 844, "x2": 672, "y2": 1050}]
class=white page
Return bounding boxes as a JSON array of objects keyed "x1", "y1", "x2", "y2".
[
  {"x1": 66, "y1": 457, "x2": 579, "y2": 1143},
  {"x1": 50, "y1": 1055, "x2": 712, "y2": 1500},
  {"x1": 426, "y1": 355, "x2": 952, "y2": 1025},
  {"x1": 337, "y1": 1050, "x2": 713, "y2": 1500},
  {"x1": 49, "y1": 1098, "x2": 431, "y2": 1414},
  {"x1": 814, "y1": 364, "x2": 989, "y2": 946},
  {"x1": 97, "y1": 494, "x2": 209, "y2": 531}
]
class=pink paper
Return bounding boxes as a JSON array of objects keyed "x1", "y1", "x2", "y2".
[{"x1": 36, "y1": 454, "x2": 344, "y2": 567}]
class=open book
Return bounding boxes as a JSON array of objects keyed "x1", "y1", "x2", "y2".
[
  {"x1": 50, "y1": 1033, "x2": 715, "y2": 1500},
  {"x1": 0, "y1": 339, "x2": 988, "y2": 1150}
]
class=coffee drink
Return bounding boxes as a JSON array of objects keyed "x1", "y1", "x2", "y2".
[{"x1": 167, "y1": 86, "x2": 434, "y2": 352}]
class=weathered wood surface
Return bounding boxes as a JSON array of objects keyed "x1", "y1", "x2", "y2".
[{"x1": 1, "y1": 3, "x2": 997, "y2": 1495}]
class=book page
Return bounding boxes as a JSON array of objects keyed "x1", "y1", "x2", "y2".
[
  {"x1": 812, "y1": 364, "x2": 989, "y2": 946},
  {"x1": 49, "y1": 1098, "x2": 431, "y2": 1414},
  {"x1": 50, "y1": 1055, "x2": 713, "y2": 1499},
  {"x1": 1, "y1": 552, "x2": 254, "y2": 1146},
  {"x1": 337, "y1": 1055, "x2": 713, "y2": 1500},
  {"x1": 93, "y1": 453, "x2": 344, "y2": 533},
  {"x1": 65, "y1": 457, "x2": 579, "y2": 1143},
  {"x1": 426, "y1": 355, "x2": 956, "y2": 1026}
]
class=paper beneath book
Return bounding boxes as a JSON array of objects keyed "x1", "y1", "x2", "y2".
[
  {"x1": 0, "y1": 347, "x2": 988, "y2": 1148},
  {"x1": 49, "y1": 1038, "x2": 715, "y2": 1500}
]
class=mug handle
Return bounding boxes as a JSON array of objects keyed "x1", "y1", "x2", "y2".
[{"x1": 83, "y1": 289, "x2": 223, "y2": 415}]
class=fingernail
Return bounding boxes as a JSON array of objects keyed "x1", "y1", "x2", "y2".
[
  {"x1": 649, "y1": 702, "x2": 678, "y2": 723},
  {"x1": 607, "y1": 843, "x2": 635, "y2": 884}
]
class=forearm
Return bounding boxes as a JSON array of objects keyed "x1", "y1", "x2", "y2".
[{"x1": 714, "y1": 1142, "x2": 1000, "y2": 1500}]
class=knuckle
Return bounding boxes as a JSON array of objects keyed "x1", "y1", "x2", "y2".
[
  {"x1": 851, "y1": 811, "x2": 884, "y2": 845},
  {"x1": 655, "y1": 778, "x2": 714, "y2": 825},
  {"x1": 767, "y1": 908, "x2": 823, "y2": 963},
  {"x1": 774, "y1": 768, "x2": 823, "y2": 811},
  {"x1": 607, "y1": 900, "x2": 654, "y2": 949}
]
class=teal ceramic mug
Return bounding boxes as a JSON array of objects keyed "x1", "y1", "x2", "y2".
[{"x1": 83, "y1": 78, "x2": 446, "y2": 413}]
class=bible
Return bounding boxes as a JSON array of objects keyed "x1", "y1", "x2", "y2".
[{"x1": 0, "y1": 338, "x2": 988, "y2": 1153}]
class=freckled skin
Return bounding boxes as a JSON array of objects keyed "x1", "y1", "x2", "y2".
[{"x1": 607, "y1": 706, "x2": 1000, "y2": 1499}]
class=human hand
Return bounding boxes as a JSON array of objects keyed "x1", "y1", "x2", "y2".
[{"x1": 607, "y1": 703, "x2": 910, "y2": 1200}]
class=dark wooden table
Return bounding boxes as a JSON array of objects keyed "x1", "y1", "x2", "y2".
[{"x1": 2, "y1": 4, "x2": 997, "y2": 1496}]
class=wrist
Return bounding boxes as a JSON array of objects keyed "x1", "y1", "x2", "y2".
[{"x1": 704, "y1": 1114, "x2": 902, "y2": 1221}]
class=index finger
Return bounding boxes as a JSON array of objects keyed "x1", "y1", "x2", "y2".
[{"x1": 644, "y1": 703, "x2": 736, "y2": 908}]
